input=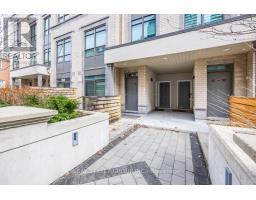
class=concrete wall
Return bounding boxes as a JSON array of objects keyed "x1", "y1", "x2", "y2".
[
  {"x1": 0, "y1": 110, "x2": 109, "y2": 184},
  {"x1": 247, "y1": 51, "x2": 256, "y2": 97},
  {"x1": 157, "y1": 72, "x2": 193, "y2": 109},
  {"x1": 193, "y1": 53, "x2": 248, "y2": 119}
]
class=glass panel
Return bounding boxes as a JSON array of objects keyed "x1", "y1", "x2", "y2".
[
  {"x1": 95, "y1": 79, "x2": 105, "y2": 96},
  {"x1": 144, "y1": 15, "x2": 155, "y2": 22},
  {"x1": 85, "y1": 34, "x2": 95, "y2": 50},
  {"x1": 85, "y1": 49, "x2": 95, "y2": 57},
  {"x1": 96, "y1": 30, "x2": 106, "y2": 47},
  {"x1": 57, "y1": 56, "x2": 63, "y2": 63},
  {"x1": 203, "y1": 14, "x2": 223, "y2": 24},
  {"x1": 131, "y1": 18, "x2": 142, "y2": 26},
  {"x1": 96, "y1": 46, "x2": 105, "y2": 54},
  {"x1": 64, "y1": 54, "x2": 71, "y2": 62},
  {"x1": 57, "y1": 44, "x2": 64, "y2": 57},
  {"x1": 86, "y1": 80, "x2": 95, "y2": 96},
  {"x1": 184, "y1": 14, "x2": 202, "y2": 28},
  {"x1": 132, "y1": 23, "x2": 142, "y2": 41},
  {"x1": 144, "y1": 20, "x2": 156, "y2": 38},
  {"x1": 64, "y1": 41, "x2": 71, "y2": 55}
]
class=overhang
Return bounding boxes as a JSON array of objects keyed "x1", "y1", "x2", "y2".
[
  {"x1": 10, "y1": 64, "x2": 49, "y2": 78},
  {"x1": 105, "y1": 15, "x2": 256, "y2": 64}
]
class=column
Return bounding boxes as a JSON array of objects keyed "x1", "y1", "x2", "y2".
[
  {"x1": 37, "y1": 75, "x2": 43, "y2": 87},
  {"x1": 105, "y1": 64, "x2": 115, "y2": 96}
]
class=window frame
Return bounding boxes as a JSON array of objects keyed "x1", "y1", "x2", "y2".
[
  {"x1": 56, "y1": 77, "x2": 71, "y2": 88},
  {"x1": 13, "y1": 54, "x2": 19, "y2": 69},
  {"x1": 30, "y1": 23, "x2": 37, "y2": 44},
  {"x1": 85, "y1": 75, "x2": 105, "y2": 96},
  {"x1": 84, "y1": 25, "x2": 106, "y2": 58},
  {"x1": 43, "y1": 16, "x2": 51, "y2": 66},
  {"x1": 57, "y1": 14, "x2": 69, "y2": 23},
  {"x1": 184, "y1": 14, "x2": 224, "y2": 29},
  {"x1": 131, "y1": 14, "x2": 156, "y2": 42},
  {"x1": 57, "y1": 37, "x2": 71, "y2": 63}
]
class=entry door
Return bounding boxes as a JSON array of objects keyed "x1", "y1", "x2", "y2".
[
  {"x1": 159, "y1": 82, "x2": 170, "y2": 108},
  {"x1": 207, "y1": 71, "x2": 232, "y2": 118},
  {"x1": 178, "y1": 81, "x2": 191, "y2": 109},
  {"x1": 125, "y1": 73, "x2": 138, "y2": 111}
]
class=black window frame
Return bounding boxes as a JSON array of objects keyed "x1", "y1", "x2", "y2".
[
  {"x1": 184, "y1": 14, "x2": 224, "y2": 29},
  {"x1": 13, "y1": 54, "x2": 19, "y2": 69},
  {"x1": 57, "y1": 14, "x2": 69, "y2": 23},
  {"x1": 84, "y1": 25, "x2": 106, "y2": 58},
  {"x1": 57, "y1": 37, "x2": 71, "y2": 63},
  {"x1": 56, "y1": 77, "x2": 71, "y2": 88},
  {"x1": 44, "y1": 16, "x2": 51, "y2": 66},
  {"x1": 131, "y1": 14, "x2": 156, "y2": 42},
  {"x1": 85, "y1": 75, "x2": 105, "y2": 96}
]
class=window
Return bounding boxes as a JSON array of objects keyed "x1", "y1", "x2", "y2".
[
  {"x1": 85, "y1": 75, "x2": 105, "y2": 96},
  {"x1": 131, "y1": 15, "x2": 156, "y2": 42},
  {"x1": 13, "y1": 54, "x2": 19, "y2": 69},
  {"x1": 0, "y1": 80, "x2": 5, "y2": 88},
  {"x1": 30, "y1": 23, "x2": 36, "y2": 44},
  {"x1": 44, "y1": 16, "x2": 51, "y2": 66},
  {"x1": 184, "y1": 14, "x2": 224, "y2": 29},
  {"x1": 30, "y1": 52, "x2": 37, "y2": 65},
  {"x1": 57, "y1": 77, "x2": 70, "y2": 88},
  {"x1": 44, "y1": 48, "x2": 51, "y2": 66},
  {"x1": 58, "y1": 14, "x2": 69, "y2": 23},
  {"x1": 57, "y1": 37, "x2": 71, "y2": 63},
  {"x1": 85, "y1": 26, "x2": 106, "y2": 57},
  {"x1": 14, "y1": 22, "x2": 21, "y2": 47}
]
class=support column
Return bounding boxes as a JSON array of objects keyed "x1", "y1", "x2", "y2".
[
  {"x1": 37, "y1": 75, "x2": 43, "y2": 87},
  {"x1": 193, "y1": 60, "x2": 207, "y2": 120},
  {"x1": 17, "y1": 78, "x2": 22, "y2": 88},
  {"x1": 105, "y1": 64, "x2": 115, "y2": 96}
]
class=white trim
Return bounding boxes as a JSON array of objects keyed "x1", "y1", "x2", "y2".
[
  {"x1": 177, "y1": 80, "x2": 192, "y2": 109},
  {"x1": 158, "y1": 81, "x2": 171, "y2": 108}
]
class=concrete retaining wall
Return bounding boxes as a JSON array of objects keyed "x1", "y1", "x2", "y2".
[{"x1": 0, "y1": 106, "x2": 109, "y2": 184}]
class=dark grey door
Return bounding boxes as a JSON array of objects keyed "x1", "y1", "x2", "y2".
[
  {"x1": 178, "y1": 81, "x2": 191, "y2": 109},
  {"x1": 125, "y1": 73, "x2": 138, "y2": 111},
  {"x1": 207, "y1": 71, "x2": 232, "y2": 118},
  {"x1": 159, "y1": 82, "x2": 170, "y2": 108}
]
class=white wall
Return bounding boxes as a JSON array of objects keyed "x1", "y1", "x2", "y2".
[{"x1": 0, "y1": 112, "x2": 109, "y2": 184}]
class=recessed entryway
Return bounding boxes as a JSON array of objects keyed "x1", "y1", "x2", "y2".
[
  {"x1": 177, "y1": 80, "x2": 191, "y2": 109},
  {"x1": 125, "y1": 72, "x2": 138, "y2": 111},
  {"x1": 207, "y1": 64, "x2": 233, "y2": 118},
  {"x1": 159, "y1": 81, "x2": 171, "y2": 108}
]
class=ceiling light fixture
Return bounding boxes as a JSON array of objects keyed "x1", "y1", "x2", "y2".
[
  {"x1": 223, "y1": 48, "x2": 230, "y2": 52},
  {"x1": 162, "y1": 57, "x2": 168, "y2": 60}
]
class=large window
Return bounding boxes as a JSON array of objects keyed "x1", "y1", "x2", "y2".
[
  {"x1": 85, "y1": 26, "x2": 106, "y2": 57},
  {"x1": 85, "y1": 75, "x2": 105, "y2": 96},
  {"x1": 131, "y1": 15, "x2": 156, "y2": 42},
  {"x1": 184, "y1": 14, "x2": 224, "y2": 29},
  {"x1": 58, "y1": 14, "x2": 69, "y2": 23},
  {"x1": 57, "y1": 77, "x2": 70, "y2": 88},
  {"x1": 30, "y1": 23, "x2": 36, "y2": 44},
  {"x1": 57, "y1": 37, "x2": 71, "y2": 63},
  {"x1": 44, "y1": 16, "x2": 51, "y2": 66},
  {"x1": 13, "y1": 54, "x2": 19, "y2": 69},
  {"x1": 13, "y1": 22, "x2": 21, "y2": 47}
]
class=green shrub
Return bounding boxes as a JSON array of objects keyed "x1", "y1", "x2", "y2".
[
  {"x1": 46, "y1": 96, "x2": 79, "y2": 123},
  {"x1": 0, "y1": 99, "x2": 8, "y2": 107}
]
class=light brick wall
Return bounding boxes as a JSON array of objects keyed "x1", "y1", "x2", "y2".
[
  {"x1": 193, "y1": 53, "x2": 248, "y2": 119},
  {"x1": 246, "y1": 51, "x2": 256, "y2": 97},
  {"x1": 158, "y1": 14, "x2": 183, "y2": 35}
]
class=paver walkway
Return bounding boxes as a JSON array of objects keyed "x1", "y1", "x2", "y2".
[{"x1": 53, "y1": 127, "x2": 210, "y2": 185}]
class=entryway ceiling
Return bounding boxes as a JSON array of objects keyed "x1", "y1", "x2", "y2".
[{"x1": 114, "y1": 42, "x2": 252, "y2": 74}]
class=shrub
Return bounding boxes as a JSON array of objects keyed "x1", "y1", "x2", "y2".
[{"x1": 46, "y1": 96, "x2": 79, "y2": 123}]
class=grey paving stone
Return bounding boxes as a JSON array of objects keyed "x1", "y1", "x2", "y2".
[
  {"x1": 132, "y1": 171, "x2": 143, "y2": 179},
  {"x1": 173, "y1": 161, "x2": 186, "y2": 178},
  {"x1": 160, "y1": 179, "x2": 170, "y2": 185},
  {"x1": 102, "y1": 156, "x2": 120, "y2": 169},
  {"x1": 131, "y1": 151, "x2": 145, "y2": 162},
  {"x1": 136, "y1": 177, "x2": 148, "y2": 185},
  {"x1": 186, "y1": 171, "x2": 195, "y2": 185},
  {"x1": 185, "y1": 158, "x2": 194, "y2": 172},
  {"x1": 150, "y1": 155, "x2": 163, "y2": 170},
  {"x1": 108, "y1": 176, "x2": 122, "y2": 185},
  {"x1": 95, "y1": 178, "x2": 109, "y2": 185},
  {"x1": 171, "y1": 174, "x2": 185, "y2": 185},
  {"x1": 175, "y1": 152, "x2": 186, "y2": 163},
  {"x1": 84, "y1": 181, "x2": 95, "y2": 185},
  {"x1": 158, "y1": 169, "x2": 172, "y2": 183},
  {"x1": 162, "y1": 153, "x2": 175, "y2": 166},
  {"x1": 120, "y1": 173, "x2": 137, "y2": 185}
]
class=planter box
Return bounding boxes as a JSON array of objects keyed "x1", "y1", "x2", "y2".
[{"x1": 0, "y1": 106, "x2": 109, "y2": 184}]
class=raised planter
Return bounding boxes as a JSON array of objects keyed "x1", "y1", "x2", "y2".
[{"x1": 0, "y1": 106, "x2": 109, "y2": 184}]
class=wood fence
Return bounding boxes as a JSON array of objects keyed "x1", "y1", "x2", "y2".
[
  {"x1": 83, "y1": 96, "x2": 121, "y2": 121},
  {"x1": 229, "y1": 96, "x2": 256, "y2": 128}
]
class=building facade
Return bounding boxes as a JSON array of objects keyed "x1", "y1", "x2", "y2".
[
  {"x1": 0, "y1": 59, "x2": 10, "y2": 88},
  {"x1": 8, "y1": 14, "x2": 256, "y2": 119}
]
